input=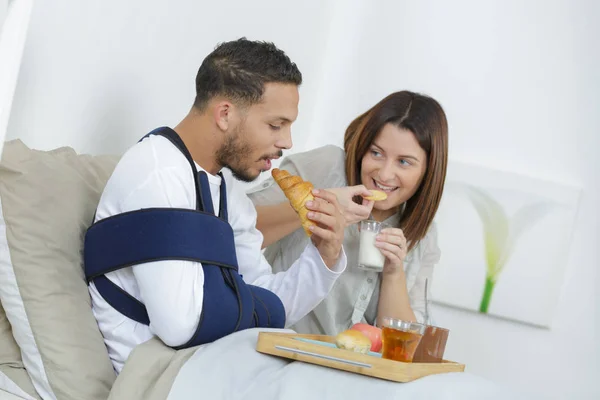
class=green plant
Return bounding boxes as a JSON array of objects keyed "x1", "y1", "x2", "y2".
[{"x1": 460, "y1": 184, "x2": 554, "y2": 313}]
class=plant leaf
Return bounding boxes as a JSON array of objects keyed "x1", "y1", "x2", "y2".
[
  {"x1": 458, "y1": 184, "x2": 509, "y2": 280},
  {"x1": 495, "y1": 201, "x2": 556, "y2": 271}
]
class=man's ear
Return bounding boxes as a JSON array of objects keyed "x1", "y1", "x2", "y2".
[{"x1": 213, "y1": 101, "x2": 232, "y2": 131}]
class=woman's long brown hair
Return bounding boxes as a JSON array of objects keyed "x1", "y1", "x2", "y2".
[{"x1": 344, "y1": 91, "x2": 448, "y2": 251}]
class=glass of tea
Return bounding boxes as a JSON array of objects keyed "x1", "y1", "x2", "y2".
[{"x1": 381, "y1": 317, "x2": 426, "y2": 363}]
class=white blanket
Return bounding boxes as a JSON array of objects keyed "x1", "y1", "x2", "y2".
[{"x1": 165, "y1": 328, "x2": 525, "y2": 400}]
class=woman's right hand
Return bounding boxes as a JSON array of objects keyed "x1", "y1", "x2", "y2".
[{"x1": 309, "y1": 185, "x2": 375, "y2": 227}]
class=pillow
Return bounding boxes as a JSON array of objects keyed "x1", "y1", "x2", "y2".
[
  {"x1": 0, "y1": 301, "x2": 39, "y2": 400},
  {"x1": 0, "y1": 139, "x2": 120, "y2": 400}
]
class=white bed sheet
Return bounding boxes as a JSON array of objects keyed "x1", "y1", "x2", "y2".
[
  {"x1": 166, "y1": 328, "x2": 527, "y2": 400},
  {"x1": 0, "y1": 389, "x2": 28, "y2": 400}
]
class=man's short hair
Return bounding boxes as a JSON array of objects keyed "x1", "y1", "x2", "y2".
[{"x1": 193, "y1": 37, "x2": 302, "y2": 110}]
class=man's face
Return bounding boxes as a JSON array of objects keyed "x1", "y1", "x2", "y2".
[{"x1": 217, "y1": 83, "x2": 299, "y2": 182}]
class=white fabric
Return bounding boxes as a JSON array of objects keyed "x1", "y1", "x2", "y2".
[
  {"x1": 89, "y1": 134, "x2": 347, "y2": 373},
  {"x1": 0, "y1": 198, "x2": 52, "y2": 400},
  {"x1": 0, "y1": 372, "x2": 35, "y2": 400},
  {"x1": 166, "y1": 328, "x2": 526, "y2": 400}
]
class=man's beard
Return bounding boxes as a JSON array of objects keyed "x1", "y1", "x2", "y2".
[
  {"x1": 216, "y1": 125, "x2": 283, "y2": 182},
  {"x1": 216, "y1": 133, "x2": 255, "y2": 182}
]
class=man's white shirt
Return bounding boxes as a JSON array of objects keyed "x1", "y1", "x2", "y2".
[{"x1": 88, "y1": 134, "x2": 347, "y2": 373}]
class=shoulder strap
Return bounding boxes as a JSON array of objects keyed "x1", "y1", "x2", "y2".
[
  {"x1": 143, "y1": 127, "x2": 228, "y2": 220},
  {"x1": 197, "y1": 171, "x2": 228, "y2": 220},
  {"x1": 141, "y1": 127, "x2": 204, "y2": 212}
]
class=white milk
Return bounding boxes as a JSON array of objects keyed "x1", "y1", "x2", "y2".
[{"x1": 358, "y1": 230, "x2": 385, "y2": 271}]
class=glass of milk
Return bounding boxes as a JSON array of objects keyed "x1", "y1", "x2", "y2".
[{"x1": 357, "y1": 220, "x2": 389, "y2": 272}]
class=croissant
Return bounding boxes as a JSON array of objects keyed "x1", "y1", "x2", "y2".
[{"x1": 271, "y1": 168, "x2": 315, "y2": 236}]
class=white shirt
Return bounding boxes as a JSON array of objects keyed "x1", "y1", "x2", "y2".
[
  {"x1": 88, "y1": 134, "x2": 347, "y2": 373},
  {"x1": 248, "y1": 144, "x2": 441, "y2": 336}
]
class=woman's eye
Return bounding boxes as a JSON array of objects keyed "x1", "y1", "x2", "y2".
[
  {"x1": 371, "y1": 150, "x2": 381, "y2": 157},
  {"x1": 269, "y1": 124, "x2": 281, "y2": 130},
  {"x1": 399, "y1": 159, "x2": 410, "y2": 166}
]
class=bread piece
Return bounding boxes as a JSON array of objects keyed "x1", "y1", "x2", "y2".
[
  {"x1": 362, "y1": 190, "x2": 388, "y2": 201},
  {"x1": 271, "y1": 168, "x2": 315, "y2": 236},
  {"x1": 335, "y1": 329, "x2": 372, "y2": 354}
]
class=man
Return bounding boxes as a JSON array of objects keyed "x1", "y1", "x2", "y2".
[{"x1": 84, "y1": 38, "x2": 347, "y2": 373}]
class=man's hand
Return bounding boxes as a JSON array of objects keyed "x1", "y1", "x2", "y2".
[
  {"x1": 325, "y1": 185, "x2": 375, "y2": 227},
  {"x1": 305, "y1": 189, "x2": 345, "y2": 269}
]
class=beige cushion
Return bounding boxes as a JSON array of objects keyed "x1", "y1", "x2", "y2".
[
  {"x1": 0, "y1": 140, "x2": 120, "y2": 400},
  {"x1": 0, "y1": 301, "x2": 39, "y2": 399}
]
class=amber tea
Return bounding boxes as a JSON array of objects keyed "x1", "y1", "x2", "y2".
[{"x1": 380, "y1": 320, "x2": 425, "y2": 363}]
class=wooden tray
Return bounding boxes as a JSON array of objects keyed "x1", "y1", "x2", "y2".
[{"x1": 255, "y1": 332, "x2": 465, "y2": 383}]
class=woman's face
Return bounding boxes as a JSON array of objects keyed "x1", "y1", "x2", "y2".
[{"x1": 360, "y1": 123, "x2": 428, "y2": 220}]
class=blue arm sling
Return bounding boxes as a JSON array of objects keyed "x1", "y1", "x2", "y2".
[{"x1": 83, "y1": 127, "x2": 285, "y2": 349}]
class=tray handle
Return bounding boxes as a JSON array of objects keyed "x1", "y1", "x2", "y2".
[{"x1": 275, "y1": 346, "x2": 373, "y2": 369}]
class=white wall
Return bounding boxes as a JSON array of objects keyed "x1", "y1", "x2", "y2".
[
  {"x1": 312, "y1": 1, "x2": 598, "y2": 399},
  {"x1": 0, "y1": 0, "x2": 32, "y2": 157},
  {"x1": 5, "y1": 0, "x2": 336, "y2": 158},
  {"x1": 0, "y1": 0, "x2": 7, "y2": 32},
  {"x1": 4, "y1": 0, "x2": 599, "y2": 399}
]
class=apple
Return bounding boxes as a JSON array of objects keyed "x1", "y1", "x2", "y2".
[{"x1": 350, "y1": 323, "x2": 382, "y2": 352}]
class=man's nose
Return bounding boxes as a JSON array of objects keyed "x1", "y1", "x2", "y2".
[{"x1": 276, "y1": 128, "x2": 293, "y2": 150}]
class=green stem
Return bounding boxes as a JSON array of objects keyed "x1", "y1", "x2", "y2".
[{"x1": 479, "y1": 277, "x2": 495, "y2": 313}]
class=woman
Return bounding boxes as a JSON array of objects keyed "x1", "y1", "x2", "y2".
[{"x1": 247, "y1": 90, "x2": 448, "y2": 336}]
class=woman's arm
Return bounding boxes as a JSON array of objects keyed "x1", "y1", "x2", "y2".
[
  {"x1": 373, "y1": 228, "x2": 417, "y2": 326},
  {"x1": 255, "y1": 202, "x2": 302, "y2": 249},
  {"x1": 376, "y1": 225, "x2": 440, "y2": 326},
  {"x1": 376, "y1": 270, "x2": 417, "y2": 326}
]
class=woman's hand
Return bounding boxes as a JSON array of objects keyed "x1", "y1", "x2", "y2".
[
  {"x1": 320, "y1": 185, "x2": 375, "y2": 227},
  {"x1": 375, "y1": 228, "x2": 408, "y2": 276}
]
